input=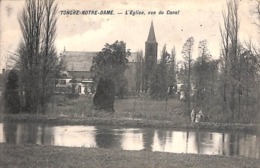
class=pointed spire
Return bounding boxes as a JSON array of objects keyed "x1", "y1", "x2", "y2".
[{"x1": 146, "y1": 21, "x2": 157, "y2": 43}]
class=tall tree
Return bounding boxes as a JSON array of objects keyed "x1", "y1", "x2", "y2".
[
  {"x1": 91, "y1": 41, "x2": 129, "y2": 99},
  {"x1": 193, "y1": 40, "x2": 212, "y2": 109},
  {"x1": 17, "y1": 0, "x2": 58, "y2": 114},
  {"x1": 150, "y1": 45, "x2": 170, "y2": 99},
  {"x1": 40, "y1": 0, "x2": 58, "y2": 113},
  {"x1": 182, "y1": 37, "x2": 194, "y2": 115},
  {"x1": 135, "y1": 50, "x2": 144, "y2": 93},
  {"x1": 167, "y1": 47, "x2": 177, "y2": 88},
  {"x1": 219, "y1": 0, "x2": 240, "y2": 122}
]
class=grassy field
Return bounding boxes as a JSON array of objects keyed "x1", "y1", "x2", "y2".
[
  {"x1": 1, "y1": 144, "x2": 259, "y2": 168},
  {"x1": 1, "y1": 94, "x2": 259, "y2": 125},
  {"x1": 46, "y1": 95, "x2": 189, "y2": 123},
  {"x1": 49, "y1": 95, "x2": 260, "y2": 124}
]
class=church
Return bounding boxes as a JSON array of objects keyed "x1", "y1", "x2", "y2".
[{"x1": 56, "y1": 22, "x2": 158, "y2": 95}]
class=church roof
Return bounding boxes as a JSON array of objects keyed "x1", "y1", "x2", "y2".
[
  {"x1": 146, "y1": 21, "x2": 157, "y2": 43},
  {"x1": 62, "y1": 51, "x2": 139, "y2": 72},
  {"x1": 63, "y1": 51, "x2": 96, "y2": 71}
]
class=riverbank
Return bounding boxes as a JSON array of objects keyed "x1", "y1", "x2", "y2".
[
  {"x1": 0, "y1": 144, "x2": 259, "y2": 168},
  {"x1": 2, "y1": 114, "x2": 260, "y2": 134}
]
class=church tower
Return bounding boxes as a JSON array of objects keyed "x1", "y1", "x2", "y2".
[{"x1": 144, "y1": 21, "x2": 158, "y2": 91}]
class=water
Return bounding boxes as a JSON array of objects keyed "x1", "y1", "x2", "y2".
[{"x1": 0, "y1": 122, "x2": 259, "y2": 158}]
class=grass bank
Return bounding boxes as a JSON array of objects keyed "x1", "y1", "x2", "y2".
[
  {"x1": 3, "y1": 114, "x2": 260, "y2": 134},
  {"x1": 0, "y1": 144, "x2": 259, "y2": 168},
  {"x1": 1, "y1": 95, "x2": 260, "y2": 133},
  {"x1": 47, "y1": 95, "x2": 260, "y2": 124},
  {"x1": 48, "y1": 95, "x2": 189, "y2": 122}
]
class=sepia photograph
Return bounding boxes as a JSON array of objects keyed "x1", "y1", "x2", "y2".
[{"x1": 0, "y1": 0, "x2": 260, "y2": 167}]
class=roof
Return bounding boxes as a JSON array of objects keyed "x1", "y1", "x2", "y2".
[
  {"x1": 63, "y1": 51, "x2": 140, "y2": 72},
  {"x1": 146, "y1": 21, "x2": 157, "y2": 43},
  {"x1": 63, "y1": 51, "x2": 96, "y2": 71}
]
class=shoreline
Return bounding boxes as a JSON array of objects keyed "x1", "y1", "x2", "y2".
[
  {"x1": 0, "y1": 144, "x2": 259, "y2": 168},
  {"x1": 2, "y1": 114, "x2": 260, "y2": 134}
]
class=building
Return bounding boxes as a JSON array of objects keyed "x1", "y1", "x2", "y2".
[
  {"x1": 57, "y1": 51, "x2": 95, "y2": 95},
  {"x1": 144, "y1": 21, "x2": 158, "y2": 91},
  {"x1": 59, "y1": 22, "x2": 158, "y2": 95}
]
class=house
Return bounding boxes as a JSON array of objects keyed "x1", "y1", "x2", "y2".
[
  {"x1": 60, "y1": 50, "x2": 141, "y2": 95},
  {"x1": 56, "y1": 52, "x2": 95, "y2": 95}
]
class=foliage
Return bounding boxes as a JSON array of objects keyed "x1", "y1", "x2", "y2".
[
  {"x1": 17, "y1": 0, "x2": 59, "y2": 114},
  {"x1": 167, "y1": 47, "x2": 177, "y2": 87},
  {"x1": 135, "y1": 50, "x2": 145, "y2": 93},
  {"x1": 193, "y1": 40, "x2": 212, "y2": 107},
  {"x1": 93, "y1": 78, "x2": 115, "y2": 112},
  {"x1": 150, "y1": 45, "x2": 170, "y2": 99},
  {"x1": 181, "y1": 37, "x2": 195, "y2": 115},
  {"x1": 91, "y1": 41, "x2": 129, "y2": 98},
  {"x1": 4, "y1": 70, "x2": 20, "y2": 114},
  {"x1": 218, "y1": 0, "x2": 260, "y2": 123}
]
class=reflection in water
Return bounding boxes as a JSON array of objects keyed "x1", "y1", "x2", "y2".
[
  {"x1": 119, "y1": 129, "x2": 143, "y2": 150},
  {"x1": 0, "y1": 122, "x2": 259, "y2": 158},
  {"x1": 0, "y1": 123, "x2": 4, "y2": 143},
  {"x1": 52, "y1": 126, "x2": 96, "y2": 147},
  {"x1": 95, "y1": 127, "x2": 121, "y2": 149}
]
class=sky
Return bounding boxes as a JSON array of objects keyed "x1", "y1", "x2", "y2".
[{"x1": 0, "y1": 0, "x2": 259, "y2": 72}]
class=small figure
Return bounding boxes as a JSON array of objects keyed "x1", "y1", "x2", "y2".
[
  {"x1": 191, "y1": 109, "x2": 196, "y2": 123},
  {"x1": 195, "y1": 110, "x2": 204, "y2": 122}
]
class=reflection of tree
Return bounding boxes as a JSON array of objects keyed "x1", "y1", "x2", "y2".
[
  {"x1": 186, "y1": 131, "x2": 189, "y2": 153},
  {"x1": 3, "y1": 121, "x2": 54, "y2": 145},
  {"x1": 95, "y1": 127, "x2": 120, "y2": 149},
  {"x1": 143, "y1": 129, "x2": 154, "y2": 151},
  {"x1": 229, "y1": 131, "x2": 237, "y2": 156},
  {"x1": 156, "y1": 129, "x2": 167, "y2": 149},
  {"x1": 257, "y1": 136, "x2": 260, "y2": 158},
  {"x1": 195, "y1": 131, "x2": 200, "y2": 154},
  {"x1": 236, "y1": 133, "x2": 240, "y2": 156},
  {"x1": 222, "y1": 132, "x2": 226, "y2": 156},
  {"x1": 39, "y1": 124, "x2": 54, "y2": 145},
  {"x1": 26, "y1": 123, "x2": 38, "y2": 144},
  {"x1": 3, "y1": 121, "x2": 18, "y2": 144}
]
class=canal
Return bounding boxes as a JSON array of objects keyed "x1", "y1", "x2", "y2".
[{"x1": 0, "y1": 122, "x2": 259, "y2": 158}]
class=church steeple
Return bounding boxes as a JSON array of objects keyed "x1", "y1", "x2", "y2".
[
  {"x1": 144, "y1": 21, "x2": 158, "y2": 92},
  {"x1": 146, "y1": 21, "x2": 157, "y2": 43}
]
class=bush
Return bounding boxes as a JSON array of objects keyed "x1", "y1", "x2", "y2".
[
  {"x1": 93, "y1": 78, "x2": 115, "y2": 112},
  {"x1": 4, "y1": 70, "x2": 20, "y2": 114}
]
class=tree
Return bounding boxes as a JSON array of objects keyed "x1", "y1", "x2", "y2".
[
  {"x1": 4, "y1": 70, "x2": 20, "y2": 114},
  {"x1": 93, "y1": 78, "x2": 115, "y2": 112},
  {"x1": 17, "y1": 0, "x2": 59, "y2": 114},
  {"x1": 254, "y1": 1, "x2": 260, "y2": 33},
  {"x1": 40, "y1": 0, "x2": 59, "y2": 113},
  {"x1": 237, "y1": 47, "x2": 258, "y2": 122},
  {"x1": 193, "y1": 40, "x2": 212, "y2": 108},
  {"x1": 150, "y1": 45, "x2": 170, "y2": 99},
  {"x1": 182, "y1": 37, "x2": 194, "y2": 115},
  {"x1": 91, "y1": 41, "x2": 129, "y2": 99},
  {"x1": 135, "y1": 50, "x2": 144, "y2": 93},
  {"x1": 219, "y1": 0, "x2": 240, "y2": 122},
  {"x1": 167, "y1": 47, "x2": 177, "y2": 89}
]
